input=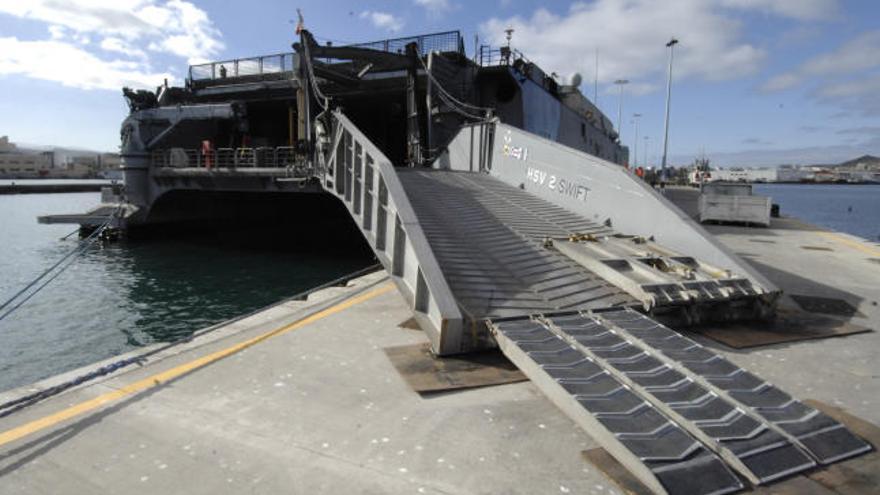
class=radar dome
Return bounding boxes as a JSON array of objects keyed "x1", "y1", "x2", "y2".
[{"x1": 570, "y1": 73, "x2": 583, "y2": 87}]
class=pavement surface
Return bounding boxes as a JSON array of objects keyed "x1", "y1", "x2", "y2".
[{"x1": 1, "y1": 200, "x2": 879, "y2": 495}]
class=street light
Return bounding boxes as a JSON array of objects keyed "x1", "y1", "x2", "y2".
[
  {"x1": 644, "y1": 135, "x2": 649, "y2": 167},
  {"x1": 632, "y1": 113, "x2": 642, "y2": 167},
  {"x1": 660, "y1": 37, "x2": 679, "y2": 184},
  {"x1": 614, "y1": 79, "x2": 629, "y2": 142}
]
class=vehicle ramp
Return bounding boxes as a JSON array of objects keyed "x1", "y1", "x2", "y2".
[
  {"x1": 320, "y1": 110, "x2": 773, "y2": 354},
  {"x1": 319, "y1": 111, "x2": 870, "y2": 494}
]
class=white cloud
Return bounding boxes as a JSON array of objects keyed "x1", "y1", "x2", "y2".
[
  {"x1": 414, "y1": 0, "x2": 452, "y2": 15},
  {"x1": 0, "y1": 37, "x2": 173, "y2": 90},
  {"x1": 480, "y1": 1, "x2": 765, "y2": 94},
  {"x1": 0, "y1": 0, "x2": 224, "y2": 63},
  {"x1": 100, "y1": 37, "x2": 147, "y2": 60},
  {"x1": 762, "y1": 31, "x2": 880, "y2": 92},
  {"x1": 719, "y1": 0, "x2": 839, "y2": 21},
  {"x1": 815, "y1": 74, "x2": 880, "y2": 117},
  {"x1": 359, "y1": 11, "x2": 404, "y2": 33},
  {"x1": 762, "y1": 73, "x2": 800, "y2": 92},
  {"x1": 760, "y1": 31, "x2": 880, "y2": 116},
  {"x1": 48, "y1": 25, "x2": 65, "y2": 40}
]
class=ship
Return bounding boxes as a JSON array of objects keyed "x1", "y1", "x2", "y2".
[
  {"x1": 21, "y1": 28, "x2": 875, "y2": 495},
  {"x1": 44, "y1": 30, "x2": 625, "y2": 236}
]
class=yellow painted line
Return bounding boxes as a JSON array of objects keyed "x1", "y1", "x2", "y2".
[
  {"x1": 817, "y1": 231, "x2": 880, "y2": 257},
  {"x1": 0, "y1": 283, "x2": 395, "y2": 448}
]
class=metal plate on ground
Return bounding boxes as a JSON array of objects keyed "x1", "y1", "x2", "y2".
[
  {"x1": 689, "y1": 308, "x2": 871, "y2": 349},
  {"x1": 789, "y1": 295, "x2": 861, "y2": 317},
  {"x1": 384, "y1": 343, "x2": 526, "y2": 393}
]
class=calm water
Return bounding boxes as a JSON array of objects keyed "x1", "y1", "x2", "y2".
[
  {"x1": 754, "y1": 184, "x2": 880, "y2": 241},
  {"x1": 0, "y1": 192, "x2": 372, "y2": 393},
  {"x1": 1, "y1": 184, "x2": 876, "y2": 394}
]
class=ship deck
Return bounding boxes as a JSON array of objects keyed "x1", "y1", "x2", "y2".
[{"x1": 1, "y1": 201, "x2": 879, "y2": 494}]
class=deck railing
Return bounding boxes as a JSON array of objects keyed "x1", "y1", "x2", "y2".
[
  {"x1": 188, "y1": 53, "x2": 296, "y2": 86},
  {"x1": 347, "y1": 30, "x2": 463, "y2": 56},
  {"x1": 477, "y1": 45, "x2": 531, "y2": 67},
  {"x1": 151, "y1": 146, "x2": 309, "y2": 174}
]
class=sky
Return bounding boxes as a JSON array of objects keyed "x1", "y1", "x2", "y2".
[{"x1": 1, "y1": 0, "x2": 879, "y2": 166}]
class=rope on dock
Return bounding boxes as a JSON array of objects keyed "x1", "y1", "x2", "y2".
[{"x1": 0, "y1": 263, "x2": 382, "y2": 418}]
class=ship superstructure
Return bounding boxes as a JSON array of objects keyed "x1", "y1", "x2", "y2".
[{"x1": 82, "y1": 30, "x2": 626, "y2": 232}]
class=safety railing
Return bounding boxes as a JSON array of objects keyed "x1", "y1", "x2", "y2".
[
  {"x1": 150, "y1": 146, "x2": 309, "y2": 174},
  {"x1": 188, "y1": 53, "x2": 296, "y2": 87},
  {"x1": 321, "y1": 110, "x2": 465, "y2": 355},
  {"x1": 347, "y1": 30, "x2": 464, "y2": 56},
  {"x1": 477, "y1": 45, "x2": 531, "y2": 67}
]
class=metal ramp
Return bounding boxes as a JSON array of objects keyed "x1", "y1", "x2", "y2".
[
  {"x1": 490, "y1": 309, "x2": 872, "y2": 494},
  {"x1": 320, "y1": 111, "x2": 635, "y2": 354},
  {"x1": 319, "y1": 111, "x2": 870, "y2": 493},
  {"x1": 318, "y1": 109, "x2": 769, "y2": 353}
]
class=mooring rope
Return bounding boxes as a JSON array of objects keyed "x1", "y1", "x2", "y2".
[
  {"x1": 0, "y1": 263, "x2": 382, "y2": 418},
  {"x1": 0, "y1": 207, "x2": 121, "y2": 323}
]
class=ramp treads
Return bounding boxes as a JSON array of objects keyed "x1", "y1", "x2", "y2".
[
  {"x1": 490, "y1": 311, "x2": 872, "y2": 494},
  {"x1": 397, "y1": 170, "x2": 634, "y2": 318},
  {"x1": 598, "y1": 310, "x2": 873, "y2": 466},
  {"x1": 492, "y1": 318, "x2": 743, "y2": 495}
]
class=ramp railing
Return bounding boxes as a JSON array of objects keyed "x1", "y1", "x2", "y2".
[{"x1": 320, "y1": 110, "x2": 465, "y2": 355}]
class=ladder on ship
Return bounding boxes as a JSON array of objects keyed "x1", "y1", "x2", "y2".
[{"x1": 315, "y1": 109, "x2": 871, "y2": 494}]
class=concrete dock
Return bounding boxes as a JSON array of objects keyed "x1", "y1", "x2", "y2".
[
  {"x1": 1, "y1": 214, "x2": 879, "y2": 494},
  {"x1": 0, "y1": 183, "x2": 110, "y2": 194}
]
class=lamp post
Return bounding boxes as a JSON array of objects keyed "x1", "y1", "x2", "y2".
[
  {"x1": 614, "y1": 79, "x2": 629, "y2": 142},
  {"x1": 644, "y1": 135, "x2": 649, "y2": 167},
  {"x1": 660, "y1": 37, "x2": 679, "y2": 183},
  {"x1": 632, "y1": 113, "x2": 642, "y2": 167}
]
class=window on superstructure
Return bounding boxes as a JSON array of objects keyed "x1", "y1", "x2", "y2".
[{"x1": 581, "y1": 123, "x2": 586, "y2": 140}]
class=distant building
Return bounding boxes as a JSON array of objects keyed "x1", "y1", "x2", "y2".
[
  {"x1": 776, "y1": 165, "x2": 812, "y2": 182},
  {"x1": 0, "y1": 135, "x2": 16, "y2": 152},
  {"x1": 0, "y1": 136, "x2": 52, "y2": 178},
  {"x1": 0, "y1": 135, "x2": 122, "y2": 179},
  {"x1": 709, "y1": 167, "x2": 777, "y2": 183}
]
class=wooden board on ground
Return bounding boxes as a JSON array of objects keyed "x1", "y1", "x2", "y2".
[
  {"x1": 689, "y1": 308, "x2": 871, "y2": 349},
  {"x1": 384, "y1": 343, "x2": 526, "y2": 394},
  {"x1": 581, "y1": 399, "x2": 879, "y2": 495}
]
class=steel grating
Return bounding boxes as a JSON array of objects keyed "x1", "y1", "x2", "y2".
[
  {"x1": 397, "y1": 170, "x2": 635, "y2": 318},
  {"x1": 598, "y1": 309, "x2": 873, "y2": 466}
]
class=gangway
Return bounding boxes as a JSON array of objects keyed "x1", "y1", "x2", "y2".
[{"x1": 317, "y1": 110, "x2": 871, "y2": 494}]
